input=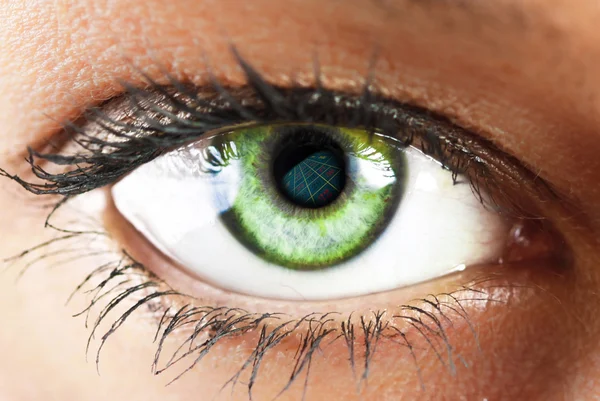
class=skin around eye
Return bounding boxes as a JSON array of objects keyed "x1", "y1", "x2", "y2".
[
  {"x1": 2, "y1": 1, "x2": 600, "y2": 401},
  {"x1": 112, "y1": 123, "x2": 511, "y2": 300}
]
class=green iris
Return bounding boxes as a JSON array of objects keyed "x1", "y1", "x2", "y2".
[{"x1": 211, "y1": 124, "x2": 405, "y2": 270}]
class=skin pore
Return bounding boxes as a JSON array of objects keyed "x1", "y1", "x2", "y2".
[{"x1": 1, "y1": 0, "x2": 600, "y2": 400}]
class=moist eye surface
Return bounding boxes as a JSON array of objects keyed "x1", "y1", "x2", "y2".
[
  {"x1": 112, "y1": 118, "x2": 510, "y2": 300},
  {"x1": 216, "y1": 124, "x2": 405, "y2": 270}
]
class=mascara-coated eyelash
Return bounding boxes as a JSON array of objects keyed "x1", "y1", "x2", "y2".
[
  {"x1": 0, "y1": 51, "x2": 546, "y2": 221},
  {"x1": 0, "y1": 51, "x2": 558, "y2": 398}
]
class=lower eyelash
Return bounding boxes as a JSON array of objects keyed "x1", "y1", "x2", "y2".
[{"x1": 3, "y1": 199, "x2": 509, "y2": 397}]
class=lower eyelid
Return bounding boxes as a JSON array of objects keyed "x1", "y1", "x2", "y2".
[
  {"x1": 95, "y1": 197, "x2": 562, "y2": 398},
  {"x1": 102, "y1": 179, "x2": 559, "y2": 314}
]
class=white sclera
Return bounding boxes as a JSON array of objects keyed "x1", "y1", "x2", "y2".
[{"x1": 112, "y1": 141, "x2": 508, "y2": 300}]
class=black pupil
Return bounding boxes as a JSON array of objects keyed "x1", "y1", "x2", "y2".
[{"x1": 273, "y1": 138, "x2": 346, "y2": 208}]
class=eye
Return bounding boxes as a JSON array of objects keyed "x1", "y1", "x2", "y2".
[
  {"x1": 112, "y1": 122, "x2": 509, "y2": 300},
  {"x1": 3, "y1": 54, "x2": 551, "y2": 307}
]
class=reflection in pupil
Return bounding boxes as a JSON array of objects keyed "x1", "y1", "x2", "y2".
[{"x1": 278, "y1": 150, "x2": 344, "y2": 208}]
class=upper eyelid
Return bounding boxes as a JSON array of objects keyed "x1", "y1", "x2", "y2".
[
  {"x1": 0, "y1": 52, "x2": 558, "y2": 223},
  {"x1": 4, "y1": 2, "x2": 598, "y2": 223},
  {"x1": 4, "y1": 82, "x2": 549, "y2": 222}
]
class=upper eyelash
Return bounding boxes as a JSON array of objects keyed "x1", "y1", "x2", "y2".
[{"x1": 0, "y1": 51, "x2": 547, "y2": 220}]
